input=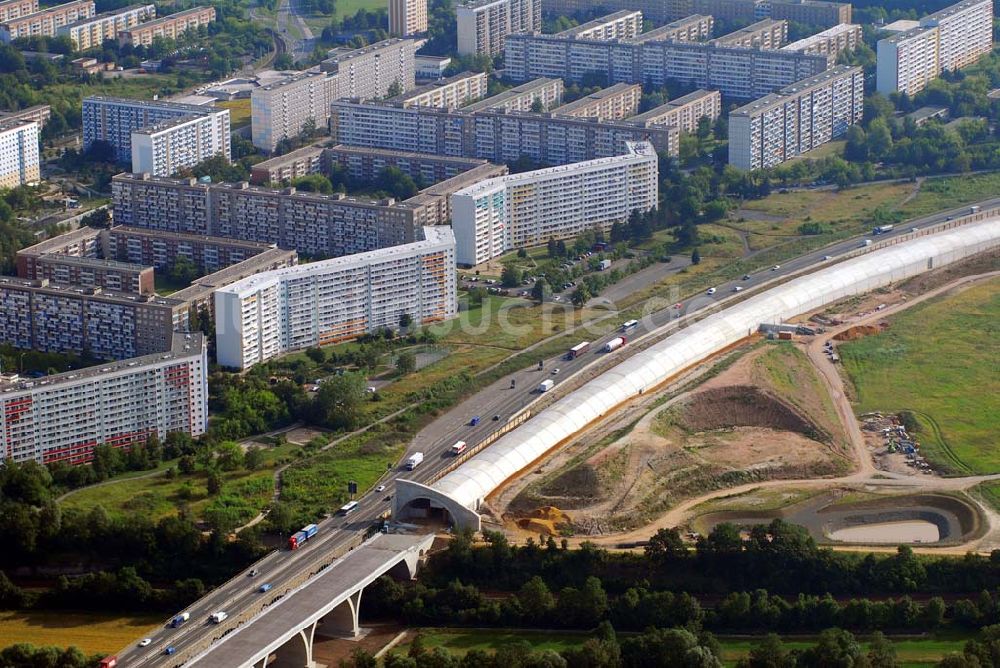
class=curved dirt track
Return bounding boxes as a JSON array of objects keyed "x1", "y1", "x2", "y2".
[{"x1": 561, "y1": 270, "x2": 1000, "y2": 553}]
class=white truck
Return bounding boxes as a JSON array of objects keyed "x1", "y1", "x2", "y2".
[
  {"x1": 449, "y1": 441, "x2": 467, "y2": 456},
  {"x1": 538, "y1": 379, "x2": 554, "y2": 393},
  {"x1": 603, "y1": 337, "x2": 626, "y2": 353},
  {"x1": 210, "y1": 612, "x2": 228, "y2": 624},
  {"x1": 405, "y1": 452, "x2": 424, "y2": 470}
]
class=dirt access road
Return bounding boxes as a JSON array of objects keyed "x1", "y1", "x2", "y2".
[{"x1": 564, "y1": 270, "x2": 1000, "y2": 553}]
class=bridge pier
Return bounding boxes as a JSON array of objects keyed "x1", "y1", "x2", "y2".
[
  {"x1": 268, "y1": 628, "x2": 314, "y2": 668},
  {"x1": 314, "y1": 589, "x2": 362, "y2": 638}
]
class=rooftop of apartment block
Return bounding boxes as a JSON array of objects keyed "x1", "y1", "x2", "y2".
[
  {"x1": 730, "y1": 64, "x2": 860, "y2": 116},
  {"x1": 322, "y1": 37, "x2": 414, "y2": 67},
  {"x1": 218, "y1": 226, "x2": 454, "y2": 295},
  {"x1": 83, "y1": 95, "x2": 218, "y2": 115},
  {"x1": 452, "y1": 140, "x2": 655, "y2": 197},
  {"x1": 108, "y1": 223, "x2": 278, "y2": 252},
  {"x1": 389, "y1": 71, "x2": 486, "y2": 104},
  {"x1": 461, "y1": 77, "x2": 561, "y2": 112},
  {"x1": 781, "y1": 22, "x2": 859, "y2": 50},
  {"x1": 626, "y1": 89, "x2": 718, "y2": 123},
  {"x1": 555, "y1": 9, "x2": 642, "y2": 38},
  {"x1": 551, "y1": 82, "x2": 640, "y2": 115},
  {"x1": 626, "y1": 14, "x2": 713, "y2": 43},
  {"x1": 0, "y1": 333, "x2": 204, "y2": 393},
  {"x1": 0, "y1": 274, "x2": 184, "y2": 306}
]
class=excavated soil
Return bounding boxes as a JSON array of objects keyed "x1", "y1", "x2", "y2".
[
  {"x1": 502, "y1": 345, "x2": 847, "y2": 536},
  {"x1": 677, "y1": 386, "x2": 821, "y2": 436},
  {"x1": 833, "y1": 324, "x2": 888, "y2": 341}
]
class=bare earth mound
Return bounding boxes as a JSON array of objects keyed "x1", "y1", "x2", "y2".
[
  {"x1": 677, "y1": 386, "x2": 826, "y2": 440},
  {"x1": 501, "y1": 344, "x2": 849, "y2": 537}
]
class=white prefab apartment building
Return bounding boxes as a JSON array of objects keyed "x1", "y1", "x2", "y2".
[
  {"x1": 0, "y1": 333, "x2": 208, "y2": 465},
  {"x1": 131, "y1": 111, "x2": 232, "y2": 177},
  {"x1": 0, "y1": 0, "x2": 38, "y2": 24},
  {"x1": 0, "y1": 119, "x2": 39, "y2": 188},
  {"x1": 729, "y1": 65, "x2": 864, "y2": 171},
  {"x1": 83, "y1": 95, "x2": 231, "y2": 171},
  {"x1": 450, "y1": 141, "x2": 658, "y2": 266},
  {"x1": 877, "y1": 0, "x2": 993, "y2": 96},
  {"x1": 215, "y1": 226, "x2": 457, "y2": 369},
  {"x1": 0, "y1": 0, "x2": 93, "y2": 42},
  {"x1": 57, "y1": 3, "x2": 154, "y2": 50},
  {"x1": 456, "y1": 0, "x2": 541, "y2": 56},
  {"x1": 251, "y1": 72, "x2": 338, "y2": 153}
]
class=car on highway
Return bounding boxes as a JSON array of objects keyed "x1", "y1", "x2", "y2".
[
  {"x1": 673, "y1": 302, "x2": 682, "y2": 309},
  {"x1": 366, "y1": 386, "x2": 376, "y2": 393},
  {"x1": 822, "y1": 256, "x2": 831, "y2": 261},
  {"x1": 376, "y1": 484, "x2": 385, "y2": 493},
  {"x1": 138, "y1": 639, "x2": 151, "y2": 647},
  {"x1": 493, "y1": 414, "x2": 500, "y2": 421},
  {"x1": 771, "y1": 265, "x2": 781, "y2": 271},
  {"x1": 470, "y1": 416, "x2": 480, "y2": 426},
  {"x1": 706, "y1": 287, "x2": 716, "y2": 295},
  {"x1": 248, "y1": 568, "x2": 259, "y2": 578},
  {"x1": 259, "y1": 583, "x2": 272, "y2": 593},
  {"x1": 742, "y1": 274, "x2": 751, "y2": 280},
  {"x1": 732, "y1": 286, "x2": 743, "y2": 292},
  {"x1": 910, "y1": 227, "x2": 919, "y2": 232},
  {"x1": 165, "y1": 647, "x2": 176, "y2": 655},
  {"x1": 551, "y1": 368, "x2": 560, "y2": 375}
]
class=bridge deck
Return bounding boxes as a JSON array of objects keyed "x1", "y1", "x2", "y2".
[{"x1": 190, "y1": 533, "x2": 432, "y2": 667}]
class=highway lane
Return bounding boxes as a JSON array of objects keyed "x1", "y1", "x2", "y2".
[{"x1": 116, "y1": 201, "x2": 988, "y2": 666}]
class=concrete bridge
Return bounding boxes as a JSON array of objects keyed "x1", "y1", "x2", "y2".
[{"x1": 187, "y1": 533, "x2": 434, "y2": 668}]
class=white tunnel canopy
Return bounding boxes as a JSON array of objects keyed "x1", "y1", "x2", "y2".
[{"x1": 422, "y1": 219, "x2": 1000, "y2": 515}]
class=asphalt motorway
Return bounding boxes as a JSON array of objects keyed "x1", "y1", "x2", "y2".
[{"x1": 117, "y1": 201, "x2": 991, "y2": 667}]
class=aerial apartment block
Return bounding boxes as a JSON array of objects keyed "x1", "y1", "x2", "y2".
[
  {"x1": 82, "y1": 96, "x2": 231, "y2": 171},
  {"x1": 388, "y1": 0, "x2": 427, "y2": 36},
  {"x1": 250, "y1": 72, "x2": 338, "y2": 153},
  {"x1": 0, "y1": 0, "x2": 93, "y2": 42},
  {"x1": 320, "y1": 38, "x2": 418, "y2": 99},
  {"x1": 504, "y1": 30, "x2": 829, "y2": 98},
  {"x1": 551, "y1": 83, "x2": 642, "y2": 122},
  {"x1": 112, "y1": 172, "x2": 442, "y2": 257},
  {"x1": 456, "y1": 0, "x2": 541, "y2": 56},
  {"x1": 728, "y1": 65, "x2": 863, "y2": 171},
  {"x1": 20, "y1": 255, "x2": 154, "y2": 294},
  {"x1": 628, "y1": 14, "x2": 714, "y2": 43},
  {"x1": 57, "y1": 3, "x2": 154, "y2": 50},
  {"x1": 0, "y1": 275, "x2": 188, "y2": 360},
  {"x1": 131, "y1": 110, "x2": 232, "y2": 177},
  {"x1": 390, "y1": 71, "x2": 489, "y2": 109},
  {"x1": 623, "y1": 89, "x2": 721, "y2": 134},
  {"x1": 0, "y1": 120, "x2": 39, "y2": 188},
  {"x1": 249, "y1": 144, "x2": 327, "y2": 185},
  {"x1": 462, "y1": 77, "x2": 563, "y2": 113},
  {"x1": 691, "y1": 0, "x2": 850, "y2": 26},
  {"x1": 214, "y1": 226, "x2": 457, "y2": 369},
  {"x1": 0, "y1": 333, "x2": 208, "y2": 465},
  {"x1": 557, "y1": 10, "x2": 643, "y2": 41},
  {"x1": 0, "y1": 0, "x2": 37, "y2": 24},
  {"x1": 877, "y1": 0, "x2": 993, "y2": 96},
  {"x1": 323, "y1": 145, "x2": 498, "y2": 185},
  {"x1": 330, "y1": 100, "x2": 680, "y2": 162},
  {"x1": 710, "y1": 18, "x2": 787, "y2": 49},
  {"x1": 451, "y1": 141, "x2": 658, "y2": 266},
  {"x1": 117, "y1": 5, "x2": 215, "y2": 46},
  {"x1": 781, "y1": 22, "x2": 861, "y2": 58},
  {"x1": 0, "y1": 104, "x2": 50, "y2": 128}
]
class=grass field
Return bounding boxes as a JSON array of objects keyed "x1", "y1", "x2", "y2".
[
  {"x1": 839, "y1": 277, "x2": 1000, "y2": 475},
  {"x1": 398, "y1": 629, "x2": 967, "y2": 665},
  {"x1": 897, "y1": 172, "x2": 1000, "y2": 219},
  {"x1": 0, "y1": 610, "x2": 162, "y2": 656},
  {"x1": 218, "y1": 99, "x2": 252, "y2": 128},
  {"x1": 59, "y1": 442, "x2": 300, "y2": 523}
]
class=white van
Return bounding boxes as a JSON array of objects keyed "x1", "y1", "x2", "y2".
[{"x1": 210, "y1": 612, "x2": 228, "y2": 624}]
